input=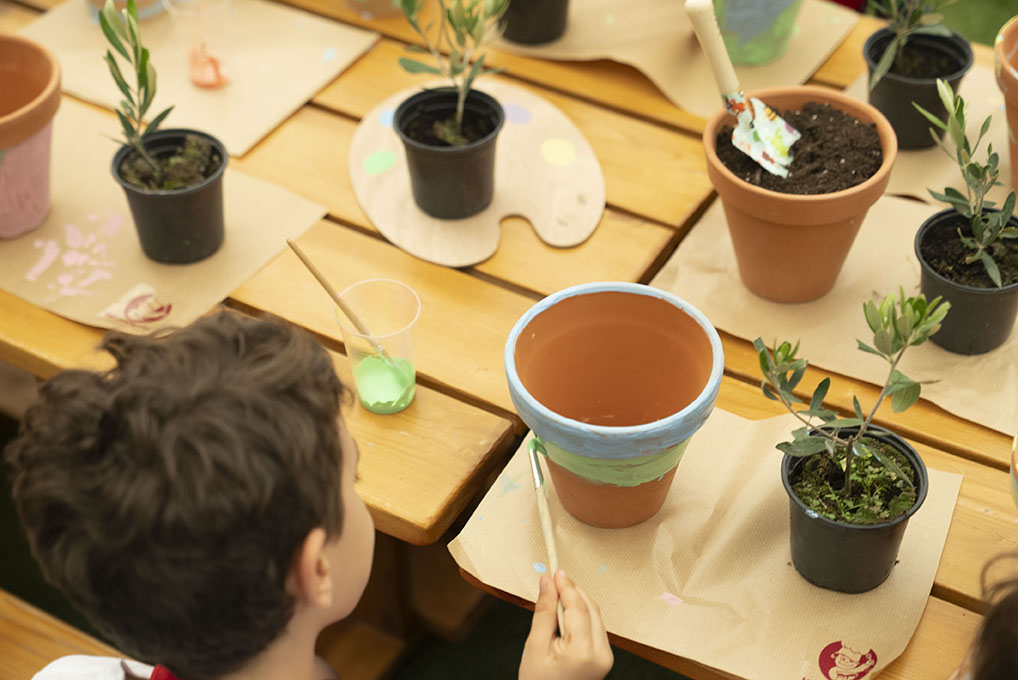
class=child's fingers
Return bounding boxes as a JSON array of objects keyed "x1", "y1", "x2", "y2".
[
  {"x1": 526, "y1": 573, "x2": 559, "y2": 653},
  {"x1": 555, "y1": 570, "x2": 593, "y2": 645},
  {"x1": 576, "y1": 585, "x2": 612, "y2": 658}
]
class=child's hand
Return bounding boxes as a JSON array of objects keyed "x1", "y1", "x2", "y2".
[{"x1": 519, "y1": 570, "x2": 613, "y2": 680}]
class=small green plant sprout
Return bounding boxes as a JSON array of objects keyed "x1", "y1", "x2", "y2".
[
  {"x1": 866, "y1": 0, "x2": 953, "y2": 91},
  {"x1": 914, "y1": 80, "x2": 1018, "y2": 288},
  {"x1": 754, "y1": 289, "x2": 949, "y2": 508},
  {"x1": 99, "y1": 0, "x2": 173, "y2": 181},
  {"x1": 398, "y1": 0, "x2": 508, "y2": 146}
]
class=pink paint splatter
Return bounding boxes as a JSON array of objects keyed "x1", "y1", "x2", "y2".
[
  {"x1": 25, "y1": 239, "x2": 61, "y2": 282},
  {"x1": 660, "y1": 592, "x2": 683, "y2": 606}
]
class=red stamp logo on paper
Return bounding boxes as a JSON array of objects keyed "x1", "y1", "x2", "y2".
[{"x1": 817, "y1": 642, "x2": 877, "y2": 680}]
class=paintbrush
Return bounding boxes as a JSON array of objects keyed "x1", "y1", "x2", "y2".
[
  {"x1": 528, "y1": 439, "x2": 566, "y2": 634},
  {"x1": 286, "y1": 239, "x2": 396, "y2": 368}
]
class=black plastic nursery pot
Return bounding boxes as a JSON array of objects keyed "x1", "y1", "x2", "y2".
[
  {"x1": 915, "y1": 209, "x2": 1018, "y2": 355},
  {"x1": 863, "y1": 27, "x2": 973, "y2": 150},
  {"x1": 112, "y1": 128, "x2": 227, "y2": 264},
  {"x1": 781, "y1": 426, "x2": 929, "y2": 594},
  {"x1": 394, "y1": 88, "x2": 504, "y2": 220},
  {"x1": 502, "y1": 0, "x2": 570, "y2": 45}
]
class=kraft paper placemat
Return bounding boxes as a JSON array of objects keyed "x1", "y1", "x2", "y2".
[
  {"x1": 495, "y1": 0, "x2": 858, "y2": 120},
  {"x1": 650, "y1": 195, "x2": 1017, "y2": 436},
  {"x1": 0, "y1": 98, "x2": 325, "y2": 333},
  {"x1": 450, "y1": 411, "x2": 962, "y2": 680},
  {"x1": 349, "y1": 80, "x2": 605, "y2": 267},
  {"x1": 846, "y1": 64, "x2": 1014, "y2": 203},
  {"x1": 19, "y1": 0, "x2": 378, "y2": 155}
]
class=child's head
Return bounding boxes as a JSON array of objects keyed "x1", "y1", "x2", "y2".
[
  {"x1": 5, "y1": 311, "x2": 374, "y2": 680},
  {"x1": 972, "y1": 556, "x2": 1018, "y2": 680}
]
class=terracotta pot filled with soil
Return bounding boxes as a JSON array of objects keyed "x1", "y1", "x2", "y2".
[
  {"x1": 395, "y1": 88, "x2": 504, "y2": 220},
  {"x1": 914, "y1": 209, "x2": 1018, "y2": 355},
  {"x1": 0, "y1": 35, "x2": 61, "y2": 239},
  {"x1": 112, "y1": 128, "x2": 227, "y2": 264},
  {"x1": 864, "y1": 27, "x2": 972, "y2": 150},
  {"x1": 505, "y1": 282, "x2": 724, "y2": 529},
  {"x1": 503, "y1": 0, "x2": 570, "y2": 45},
  {"x1": 783, "y1": 426, "x2": 929, "y2": 593},
  {"x1": 996, "y1": 16, "x2": 1018, "y2": 193},
  {"x1": 704, "y1": 86, "x2": 896, "y2": 304}
]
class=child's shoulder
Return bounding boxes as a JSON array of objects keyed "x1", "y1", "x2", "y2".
[{"x1": 32, "y1": 656, "x2": 156, "y2": 680}]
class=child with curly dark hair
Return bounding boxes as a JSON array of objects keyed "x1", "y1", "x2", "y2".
[{"x1": 6, "y1": 311, "x2": 612, "y2": 680}]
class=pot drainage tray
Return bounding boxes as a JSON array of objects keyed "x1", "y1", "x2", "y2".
[
  {"x1": 651, "y1": 195, "x2": 1018, "y2": 436},
  {"x1": 449, "y1": 410, "x2": 962, "y2": 680},
  {"x1": 349, "y1": 80, "x2": 605, "y2": 268}
]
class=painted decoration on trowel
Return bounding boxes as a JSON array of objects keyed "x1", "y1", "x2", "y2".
[{"x1": 349, "y1": 80, "x2": 605, "y2": 267}]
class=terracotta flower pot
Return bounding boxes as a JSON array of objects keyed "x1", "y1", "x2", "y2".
[
  {"x1": 0, "y1": 35, "x2": 61, "y2": 239},
  {"x1": 996, "y1": 15, "x2": 1018, "y2": 193},
  {"x1": 505, "y1": 282, "x2": 724, "y2": 529},
  {"x1": 702, "y1": 86, "x2": 897, "y2": 304}
]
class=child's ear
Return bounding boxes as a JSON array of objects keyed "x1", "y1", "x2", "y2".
[{"x1": 292, "y1": 527, "x2": 333, "y2": 608}]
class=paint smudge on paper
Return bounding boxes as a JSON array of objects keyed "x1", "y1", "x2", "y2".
[
  {"x1": 504, "y1": 103, "x2": 532, "y2": 125},
  {"x1": 363, "y1": 150, "x2": 396, "y2": 175},
  {"x1": 541, "y1": 138, "x2": 576, "y2": 166},
  {"x1": 25, "y1": 211, "x2": 123, "y2": 301},
  {"x1": 533, "y1": 562, "x2": 548, "y2": 573},
  {"x1": 379, "y1": 109, "x2": 395, "y2": 127},
  {"x1": 660, "y1": 592, "x2": 683, "y2": 606},
  {"x1": 598, "y1": 564, "x2": 607, "y2": 574},
  {"x1": 101, "y1": 283, "x2": 173, "y2": 328},
  {"x1": 605, "y1": 13, "x2": 614, "y2": 24},
  {"x1": 499, "y1": 473, "x2": 521, "y2": 495},
  {"x1": 322, "y1": 47, "x2": 337, "y2": 62}
]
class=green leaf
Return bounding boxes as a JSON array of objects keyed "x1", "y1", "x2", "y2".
[
  {"x1": 852, "y1": 395, "x2": 864, "y2": 421},
  {"x1": 98, "y1": 10, "x2": 130, "y2": 61},
  {"x1": 913, "y1": 24, "x2": 951, "y2": 37},
  {"x1": 398, "y1": 57, "x2": 443, "y2": 75},
  {"x1": 138, "y1": 47, "x2": 149, "y2": 91},
  {"x1": 761, "y1": 382, "x2": 778, "y2": 401},
  {"x1": 102, "y1": 0, "x2": 127, "y2": 38},
  {"x1": 857, "y1": 340, "x2": 884, "y2": 357},
  {"x1": 403, "y1": 44, "x2": 430, "y2": 53},
  {"x1": 104, "y1": 51, "x2": 133, "y2": 102},
  {"x1": 874, "y1": 328, "x2": 894, "y2": 355},
  {"x1": 895, "y1": 313, "x2": 913, "y2": 339},
  {"x1": 464, "y1": 53, "x2": 486, "y2": 92},
  {"x1": 143, "y1": 106, "x2": 173, "y2": 137},
  {"x1": 142, "y1": 61, "x2": 157, "y2": 115},
  {"x1": 753, "y1": 337, "x2": 774, "y2": 375},
  {"x1": 891, "y1": 380, "x2": 921, "y2": 412},
  {"x1": 979, "y1": 250, "x2": 1003, "y2": 287},
  {"x1": 869, "y1": 38, "x2": 898, "y2": 91},
  {"x1": 912, "y1": 101, "x2": 947, "y2": 131},
  {"x1": 832, "y1": 417, "x2": 862, "y2": 429},
  {"x1": 863, "y1": 300, "x2": 882, "y2": 333},
  {"x1": 859, "y1": 441, "x2": 915, "y2": 488},
  {"x1": 116, "y1": 108, "x2": 136, "y2": 142},
  {"x1": 809, "y1": 377, "x2": 830, "y2": 413},
  {"x1": 777, "y1": 437, "x2": 830, "y2": 458}
]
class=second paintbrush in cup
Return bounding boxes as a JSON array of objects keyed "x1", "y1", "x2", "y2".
[{"x1": 335, "y1": 279, "x2": 420, "y2": 415}]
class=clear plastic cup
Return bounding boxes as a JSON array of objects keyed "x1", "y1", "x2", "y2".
[
  {"x1": 162, "y1": 0, "x2": 233, "y2": 89},
  {"x1": 335, "y1": 279, "x2": 420, "y2": 415}
]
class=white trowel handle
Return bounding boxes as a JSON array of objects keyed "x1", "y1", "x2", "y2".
[{"x1": 685, "y1": 0, "x2": 740, "y2": 97}]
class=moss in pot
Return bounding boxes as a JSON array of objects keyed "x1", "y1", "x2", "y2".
[{"x1": 755, "y1": 288, "x2": 949, "y2": 592}]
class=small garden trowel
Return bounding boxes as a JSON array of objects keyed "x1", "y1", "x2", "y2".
[{"x1": 685, "y1": 0, "x2": 801, "y2": 177}]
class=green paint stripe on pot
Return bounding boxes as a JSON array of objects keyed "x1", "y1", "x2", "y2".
[{"x1": 537, "y1": 436, "x2": 690, "y2": 487}]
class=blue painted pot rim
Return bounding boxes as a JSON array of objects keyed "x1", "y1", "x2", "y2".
[{"x1": 504, "y1": 282, "x2": 725, "y2": 460}]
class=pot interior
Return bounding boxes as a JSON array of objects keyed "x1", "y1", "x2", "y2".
[
  {"x1": 0, "y1": 41, "x2": 53, "y2": 118},
  {"x1": 514, "y1": 291, "x2": 713, "y2": 427}
]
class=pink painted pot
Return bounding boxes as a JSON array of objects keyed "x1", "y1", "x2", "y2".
[
  {"x1": 996, "y1": 16, "x2": 1018, "y2": 193},
  {"x1": 0, "y1": 35, "x2": 61, "y2": 239}
]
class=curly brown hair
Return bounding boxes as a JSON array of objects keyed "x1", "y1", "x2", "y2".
[
  {"x1": 5, "y1": 311, "x2": 346, "y2": 680},
  {"x1": 974, "y1": 553, "x2": 1018, "y2": 680}
]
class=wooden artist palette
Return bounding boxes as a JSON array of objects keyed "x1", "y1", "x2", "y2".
[{"x1": 348, "y1": 80, "x2": 605, "y2": 268}]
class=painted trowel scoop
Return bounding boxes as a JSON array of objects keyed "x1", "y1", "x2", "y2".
[{"x1": 685, "y1": 0, "x2": 800, "y2": 177}]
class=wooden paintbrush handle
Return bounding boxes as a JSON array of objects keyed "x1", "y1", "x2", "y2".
[{"x1": 685, "y1": 0, "x2": 740, "y2": 96}]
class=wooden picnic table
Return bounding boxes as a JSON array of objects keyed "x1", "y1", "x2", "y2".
[{"x1": 0, "y1": 1, "x2": 1012, "y2": 678}]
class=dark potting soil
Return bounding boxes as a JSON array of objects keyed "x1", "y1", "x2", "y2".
[
  {"x1": 119, "y1": 134, "x2": 223, "y2": 191},
  {"x1": 889, "y1": 41, "x2": 963, "y2": 80},
  {"x1": 920, "y1": 214, "x2": 1018, "y2": 288},
  {"x1": 790, "y1": 437, "x2": 917, "y2": 526},
  {"x1": 716, "y1": 102, "x2": 882, "y2": 195},
  {"x1": 404, "y1": 108, "x2": 496, "y2": 148}
]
